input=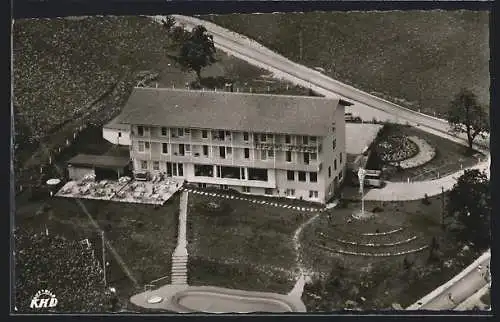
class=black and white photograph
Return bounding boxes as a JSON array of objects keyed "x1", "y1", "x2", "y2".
[{"x1": 12, "y1": 4, "x2": 492, "y2": 314}]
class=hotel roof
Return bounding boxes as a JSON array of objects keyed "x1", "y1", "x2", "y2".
[
  {"x1": 103, "y1": 114, "x2": 130, "y2": 131},
  {"x1": 117, "y1": 87, "x2": 352, "y2": 136}
]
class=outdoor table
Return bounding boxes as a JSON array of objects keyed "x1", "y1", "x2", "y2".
[
  {"x1": 46, "y1": 178, "x2": 61, "y2": 196},
  {"x1": 147, "y1": 296, "x2": 163, "y2": 304}
]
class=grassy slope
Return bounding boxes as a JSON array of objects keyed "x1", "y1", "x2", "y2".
[
  {"x1": 299, "y1": 196, "x2": 481, "y2": 310},
  {"x1": 187, "y1": 193, "x2": 312, "y2": 294},
  {"x1": 201, "y1": 11, "x2": 490, "y2": 116},
  {"x1": 13, "y1": 16, "x2": 170, "y2": 142},
  {"x1": 13, "y1": 16, "x2": 308, "y2": 173},
  {"x1": 15, "y1": 195, "x2": 180, "y2": 307}
]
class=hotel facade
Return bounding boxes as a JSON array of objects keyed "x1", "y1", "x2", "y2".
[{"x1": 116, "y1": 87, "x2": 352, "y2": 204}]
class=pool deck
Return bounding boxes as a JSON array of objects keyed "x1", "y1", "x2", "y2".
[{"x1": 130, "y1": 285, "x2": 307, "y2": 313}]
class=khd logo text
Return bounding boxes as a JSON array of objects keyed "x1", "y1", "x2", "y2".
[{"x1": 30, "y1": 290, "x2": 58, "y2": 309}]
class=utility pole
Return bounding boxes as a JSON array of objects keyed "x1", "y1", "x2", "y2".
[
  {"x1": 358, "y1": 168, "x2": 366, "y2": 215},
  {"x1": 299, "y1": 30, "x2": 303, "y2": 61},
  {"x1": 441, "y1": 186, "x2": 445, "y2": 229},
  {"x1": 101, "y1": 231, "x2": 107, "y2": 287}
]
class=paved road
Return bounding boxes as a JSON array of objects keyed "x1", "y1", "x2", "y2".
[
  {"x1": 168, "y1": 15, "x2": 489, "y2": 150},
  {"x1": 408, "y1": 251, "x2": 490, "y2": 310},
  {"x1": 363, "y1": 156, "x2": 490, "y2": 201},
  {"x1": 454, "y1": 283, "x2": 490, "y2": 311}
]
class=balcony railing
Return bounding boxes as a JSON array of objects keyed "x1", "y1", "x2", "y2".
[{"x1": 253, "y1": 142, "x2": 320, "y2": 153}]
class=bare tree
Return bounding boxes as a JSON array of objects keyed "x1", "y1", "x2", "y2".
[{"x1": 447, "y1": 88, "x2": 489, "y2": 153}]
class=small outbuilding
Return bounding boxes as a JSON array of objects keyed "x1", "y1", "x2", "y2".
[
  {"x1": 103, "y1": 115, "x2": 131, "y2": 146},
  {"x1": 67, "y1": 154, "x2": 130, "y2": 181}
]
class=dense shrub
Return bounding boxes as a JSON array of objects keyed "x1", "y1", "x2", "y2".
[{"x1": 14, "y1": 227, "x2": 114, "y2": 312}]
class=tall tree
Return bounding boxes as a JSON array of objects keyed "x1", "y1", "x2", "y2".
[
  {"x1": 161, "y1": 16, "x2": 176, "y2": 33},
  {"x1": 14, "y1": 228, "x2": 114, "y2": 312},
  {"x1": 447, "y1": 169, "x2": 490, "y2": 249},
  {"x1": 175, "y1": 25, "x2": 217, "y2": 83},
  {"x1": 447, "y1": 88, "x2": 489, "y2": 153}
]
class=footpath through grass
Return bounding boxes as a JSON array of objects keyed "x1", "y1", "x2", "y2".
[
  {"x1": 299, "y1": 196, "x2": 482, "y2": 310},
  {"x1": 201, "y1": 11, "x2": 490, "y2": 116}
]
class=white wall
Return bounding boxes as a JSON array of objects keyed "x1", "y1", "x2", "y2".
[
  {"x1": 68, "y1": 166, "x2": 94, "y2": 181},
  {"x1": 103, "y1": 128, "x2": 131, "y2": 146},
  {"x1": 274, "y1": 169, "x2": 324, "y2": 203},
  {"x1": 319, "y1": 105, "x2": 346, "y2": 200}
]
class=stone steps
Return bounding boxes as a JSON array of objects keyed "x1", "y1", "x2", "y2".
[
  {"x1": 172, "y1": 267, "x2": 187, "y2": 271},
  {"x1": 170, "y1": 190, "x2": 189, "y2": 285},
  {"x1": 170, "y1": 253, "x2": 188, "y2": 285}
]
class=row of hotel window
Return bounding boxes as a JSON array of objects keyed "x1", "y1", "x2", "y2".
[
  {"x1": 138, "y1": 160, "x2": 319, "y2": 183},
  {"x1": 137, "y1": 142, "x2": 319, "y2": 162},
  {"x1": 136, "y1": 126, "x2": 324, "y2": 144},
  {"x1": 140, "y1": 161, "x2": 184, "y2": 176},
  {"x1": 327, "y1": 153, "x2": 343, "y2": 178}
]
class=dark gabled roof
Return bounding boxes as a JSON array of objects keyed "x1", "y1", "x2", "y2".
[
  {"x1": 103, "y1": 114, "x2": 130, "y2": 131},
  {"x1": 67, "y1": 154, "x2": 130, "y2": 169},
  {"x1": 117, "y1": 87, "x2": 349, "y2": 136}
]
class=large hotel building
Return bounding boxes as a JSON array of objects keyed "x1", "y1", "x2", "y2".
[{"x1": 114, "y1": 87, "x2": 352, "y2": 204}]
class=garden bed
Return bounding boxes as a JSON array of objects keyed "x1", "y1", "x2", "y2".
[
  {"x1": 299, "y1": 195, "x2": 482, "y2": 310},
  {"x1": 377, "y1": 135, "x2": 420, "y2": 163},
  {"x1": 367, "y1": 124, "x2": 483, "y2": 182}
]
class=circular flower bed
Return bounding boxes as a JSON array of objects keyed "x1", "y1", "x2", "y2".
[
  {"x1": 394, "y1": 136, "x2": 436, "y2": 169},
  {"x1": 376, "y1": 135, "x2": 419, "y2": 163}
]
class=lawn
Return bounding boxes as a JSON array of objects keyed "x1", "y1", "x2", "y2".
[
  {"x1": 366, "y1": 124, "x2": 483, "y2": 182},
  {"x1": 200, "y1": 11, "x2": 490, "y2": 116},
  {"x1": 299, "y1": 196, "x2": 482, "y2": 310},
  {"x1": 15, "y1": 193, "x2": 180, "y2": 309},
  {"x1": 186, "y1": 192, "x2": 314, "y2": 294}
]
